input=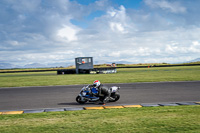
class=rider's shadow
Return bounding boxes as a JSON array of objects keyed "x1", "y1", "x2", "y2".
[{"x1": 58, "y1": 102, "x2": 95, "y2": 106}]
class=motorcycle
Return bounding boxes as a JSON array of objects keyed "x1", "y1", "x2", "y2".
[{"x1": 76, "y1": 85, "x2": 120, "y2": 104}]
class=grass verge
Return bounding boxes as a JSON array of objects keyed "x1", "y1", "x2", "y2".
[
  {"x1": 0, "y1": 66, "x2": 200, "y2": 87},
  {"x1": 0, "y1": 105, "x2": 200, "y2": 133}
]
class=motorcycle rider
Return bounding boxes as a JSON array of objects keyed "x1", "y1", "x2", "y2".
[{"x1": 92, "y1": 80, "x2": 111, "y2": 104}]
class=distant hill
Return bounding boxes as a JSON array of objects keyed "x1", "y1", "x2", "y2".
[
  {"x1": 23, "y1": 63, "x2": 48, "y2": 68},
  {"x1": 0, "y1": 62, "x2": 70, "y2": 69},
  {"x1": 0, "y1": 63, "x2": 21, "y2": 69},
  {"x1": 188, "y1": 58, "x2": 200, "y2": 63},
  {"x1": 1, "y1": 58, "x2": 200, "y2": 69}
]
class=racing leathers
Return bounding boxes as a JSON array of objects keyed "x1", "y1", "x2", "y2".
[
  {"x1": 88, "y1": 84, "x2": 111, "y2": 103},
  {"x1": 96, "y1": 84, "x2": 111, "y2": 104}
]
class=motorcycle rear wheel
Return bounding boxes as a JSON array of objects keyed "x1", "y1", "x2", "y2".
[{"x1": 76, "y1": 96, "x2": 86, "y2": 104}]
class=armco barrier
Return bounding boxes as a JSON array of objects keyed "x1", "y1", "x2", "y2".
[
  {"x1": 103, "y1": 106, "x2": 124, "y2": 109},
  {"x1": 0, "y1": 102, "x2": 199, "y2": 115},
  {"x1": 123, "y1": 105, "x2": 142, "y2": 108},
  {"x1": 141, "y1": 104, "x2": 160, "y2": 107},
  {"x1": 45, "y1": 108, "x2": 65, "y2": 112},
  {"x1": 2, "y1": 111, "x2": 24, "y2": 115},
  {"x1": 176, "y1": 102, "x2": 199, "y2": 105},
  {"x1": 23, "y1": 109, "x2": 45, "y2": 114},
  {"x1": 84, "y1": 107, "x2": 104, "y2": 110},
  {"x1": 158, "y1": 103, "x2": 179, "y2": 106},
  {"x1": 64, "y1": 107, "x2": 84, "y2": 111}
]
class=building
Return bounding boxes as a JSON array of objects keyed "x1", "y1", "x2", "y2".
[
  {"x1": 57, "y1": 57, "x2": 117, "y2": 74},
  {"x1": 75, "y1": 57, "x2": 93, "y2": 74}
]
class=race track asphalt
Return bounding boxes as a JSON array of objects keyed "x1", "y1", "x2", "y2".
[{"x1": 0, "y1": 81, "x2": 200, "y2": 111}]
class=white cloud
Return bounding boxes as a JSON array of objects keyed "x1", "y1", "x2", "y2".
[
  {"x1": 57, "y1": 25, "x2": 79, "y2": 41},
  {"x1": 6, "y1": 41, "x2": 21, "y2": 46},
  {"x1": 192, "y1": 41, "x2": 199, "y2": 46},
  {"x1": 1, "y1": 0, "x2": 200, "y2": 68},
  {"x1": 104, "y1": 5, "x2": 133, "y2": 34},
  {"x1": 7, "y1": 0, "x2": 41, "y2": 12},
  {"x1": 144, "y1": 0, "x2": 186, "y2": 13},
  {"x1": 189, "y1": 41, "x2": 200, "y2": 53},
  {"x1": 108, "y1": 51, "x2": 121, "y2": 57},
  {"x1": 110, "y1": 22, "x2": 124, "y2": 32}
]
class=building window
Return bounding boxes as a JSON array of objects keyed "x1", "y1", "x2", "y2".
[{"x1": 82, "y1": 58, "x2": 91, "y2": 64}]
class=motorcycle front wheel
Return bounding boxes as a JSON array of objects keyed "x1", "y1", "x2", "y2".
[
  {"x1": 110, "y1": 93, "x2": 120, "y2": 102},
  {"x1": 76, "y1": 96, "x2": 86, "y2": 104}
]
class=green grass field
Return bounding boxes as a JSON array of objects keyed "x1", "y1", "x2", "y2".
[
  {"x1": 1, "y1": 66, "x2": 200, "y2": 133},
  {"x1": 0, "y1": 66, "x2": 200, "y2": 87},
  {"x1": 0, "y1": 106, "x2": 200, "y2": 133}
]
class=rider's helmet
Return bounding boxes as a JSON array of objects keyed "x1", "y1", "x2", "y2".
[{"x1": 93, "y1": 80, "x2": 101, "y2": 88}]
